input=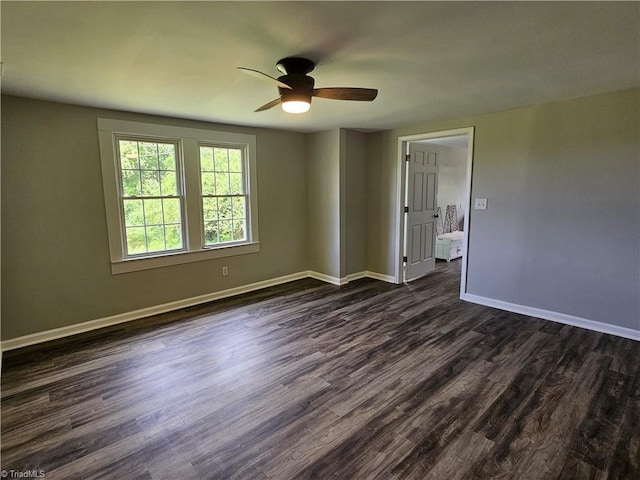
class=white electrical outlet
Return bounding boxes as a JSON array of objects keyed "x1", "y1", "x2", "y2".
[
  {"x1": 474, "y1": 198, "x2": 487, "y2": 210},
  {"x1": 222, "y1": 266, "x2": 228, "y2": 276}
]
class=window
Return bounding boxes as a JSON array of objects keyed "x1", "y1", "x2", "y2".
[
  {"x1": 200, "y1": 145, "x2": 247, "y2": 246},
  {"x1": 117, "y1": 138, "x2": 184, "y2": 255},
  {"x1": 98, "y1": 119, "x2": 259, "y2": 274}
]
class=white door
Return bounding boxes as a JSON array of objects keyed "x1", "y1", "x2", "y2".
[{"x1": 404, "y1": 143, "x2": 439, "y2": 282}]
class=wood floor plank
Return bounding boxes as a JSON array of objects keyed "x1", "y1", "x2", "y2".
[
  {"x1": 470, "y1": 352, "x2": 612, "y2": 480},
  {"x1": 556, "y1": 454, "x2": 607, "y2": 480},
  {"x1": 602, "y1": 377, "x2": 640, "y2": 480},
  {"x1": 2, "y1": 260, "x2": 638, "y2": 479},
  {"x1": 424, "y1": 431, "x2": 495, "y2": 480},
  {"x1": 566, "y1": 368, "x2": 633, "y2": 471}
]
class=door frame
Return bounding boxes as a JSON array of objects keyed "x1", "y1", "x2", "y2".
[{"x1": 394, "y1": 127, "x2": 475, "y2": 297}]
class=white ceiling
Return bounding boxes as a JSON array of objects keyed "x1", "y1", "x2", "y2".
[{"x1": 2, "y1": 1, "x2": 638, "y2": 133}]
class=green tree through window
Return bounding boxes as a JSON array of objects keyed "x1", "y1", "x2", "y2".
[
  {"x1": 117, "y1": 139, "x2": 183, "y2": 255},
  {"x1": 200, "y1": 146, "x2": 247, "y2": 246}
]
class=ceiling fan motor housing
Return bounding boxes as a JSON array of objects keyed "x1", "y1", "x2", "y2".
[
  {"x1": 276, "y1": 57, "x2": 315, "y2": 75},
  {"x1": 278, "y1": 74, "x2": 315, "y2": 104}
]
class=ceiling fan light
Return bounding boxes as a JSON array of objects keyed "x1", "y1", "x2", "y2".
[{"x1": 281, "y1": 100, "x2": 310, "y2": 114}]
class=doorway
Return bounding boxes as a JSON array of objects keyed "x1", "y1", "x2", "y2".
[{"x1": 395, "y1": 127, "x2": 474, "y2": 298}]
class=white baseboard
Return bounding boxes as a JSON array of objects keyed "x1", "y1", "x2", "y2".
[
  {"x1": 1, "y1": 271, "x2": 309, "y2": 352},
  {"x1": 8, "y1": 272, "x2": 633, "y2": 351},
  {"x1": 308, "y1": 271, "x2": 347, "y2": 286},
  {"x1": 364, "y1": 271, "x2": 397, "y2": 284},
  {"x1": 462, "y1": 293, "x2": 640, "y2": 342},
  {"x1": 346, "y1": 271, "x2": 368, "y2": 282},
  {"x1": 1, "y1": 269, "x2": 397, "y2": 351},
  {"x1": 308, "y1": 270, "x2": 397, "y2": 286}
]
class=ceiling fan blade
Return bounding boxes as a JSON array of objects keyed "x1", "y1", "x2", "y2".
[
  {"x1": 254, "y1": 97, "x2": 282, "y2": 112},
  {"x1": 238, "y1": 67, "x2": 292, "y2": 90},
  {"x1": 313, "y1": 87, "x2": 378, "y2": 101}
]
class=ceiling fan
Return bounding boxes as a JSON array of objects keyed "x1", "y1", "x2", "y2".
[{"x1": 238, "y1": 57, "x2": 378, "y2": 114}]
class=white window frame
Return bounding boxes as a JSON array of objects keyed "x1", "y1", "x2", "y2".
[
  {"x1": 198, "y1": 142, "x2": 252, "y2": 248},
  {"x1": 115, "y1": 135, "x2": 187, "y2": 257},
  {"x1": 98, "y1": 118, "x2": 259, "y2": 274}
]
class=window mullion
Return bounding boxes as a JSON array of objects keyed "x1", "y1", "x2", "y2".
[{"x1": 182, "y1": 138, "x2": 203, "y2": 251}]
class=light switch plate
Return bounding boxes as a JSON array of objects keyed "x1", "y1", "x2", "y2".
[{"x1": 474, "y1": 198, "x2": 487, "y2": 210}]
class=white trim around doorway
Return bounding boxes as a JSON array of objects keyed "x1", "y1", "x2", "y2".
[{"x1": 394, "y1": 127, "x2": 475, "y2": 299}]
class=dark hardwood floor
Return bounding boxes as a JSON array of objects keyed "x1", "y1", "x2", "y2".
[{"x1": 2, "y1": 260, "x2": 639, "y2": 479}]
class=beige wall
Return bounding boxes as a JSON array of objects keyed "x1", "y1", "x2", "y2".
[
  {"x1": 365, "y1": 131, "x2": 387, "y2": 274},
  {"x1": 306, "y1": 128, "x2": 368, "y2": 279},
  {"x1": 1, "y1": 96, "x2": 308, "y2": 339},
  {"x1": 366, "y1": 129, "x2": 397, "y2": 276},
  {"x1": 306, "y1": 129, "x2": 341, "y2": 279},
  {"x1": 366, "y1": 88, "x2": 640, "y2": 331},
  {"x1": 3, "y1": 89, "x2": 639, "y2": 341},
  {"x1": 345, "y1": 130, "x2": 367, "y2": 276}
]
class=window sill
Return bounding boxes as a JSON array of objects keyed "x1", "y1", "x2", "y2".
[{"x1": 111, "y1": 242, "x2": 260, "y2": 274}]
